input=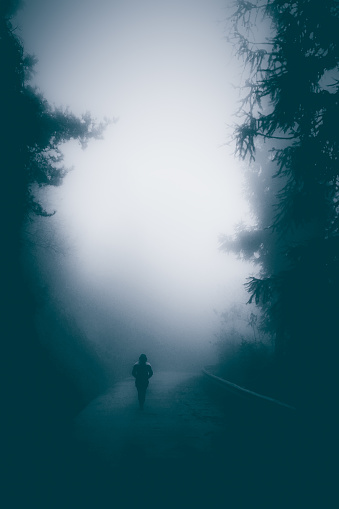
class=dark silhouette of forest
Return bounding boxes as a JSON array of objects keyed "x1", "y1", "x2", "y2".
[
  {"x1": 2, "y1": 1, "x2": 107, "y2": 500},
  {"x1": 219, "y1": 0, "x2": 339, "y2": 418},
  {"x1": 3, "y1": 0, "x2": 338, "y2": 506}
]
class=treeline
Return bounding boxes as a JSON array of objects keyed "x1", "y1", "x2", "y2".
[
  {"x1": 219, "y1": 0, "x2": 339, "y2": 410},
  {"x1": 2, "y1": 0, "x2": 106, "y2": 464}
]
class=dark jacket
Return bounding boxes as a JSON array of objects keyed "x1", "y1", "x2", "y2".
[{"x1": 132, "y1": 361, "x2": 153, "y2": 387}]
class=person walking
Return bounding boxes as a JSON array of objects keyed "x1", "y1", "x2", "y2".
[{"x1": 132, "y1": 354, "x2": 153, "y2": 409}]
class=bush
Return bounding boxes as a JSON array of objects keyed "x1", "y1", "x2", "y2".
[{"x1": 214, "y1": 335, "x2": 295, "y2": 405}]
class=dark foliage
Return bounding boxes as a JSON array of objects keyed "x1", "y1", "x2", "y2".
[
  {"x1": 2, "y1": 4, "x2": 107, "y2": 485},
  {"x1": 1, "y1": 16, "x2": 105, "y2": 222},
  {"x1": 222, "y1": 0, "x2": 339, "y2": 407}
]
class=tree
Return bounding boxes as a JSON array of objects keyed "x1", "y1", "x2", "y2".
[
  {"x1": 1, "y1": 11, "x2": 105, "y2": 227},
  {"x1": 2, "y1": 1, "x2": 107, "y2": 478},
  {"x1": 221, "y1": 0, "x2": 339, "y2": 404}
]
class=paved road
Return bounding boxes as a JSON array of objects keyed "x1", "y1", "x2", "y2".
[
  {"x1": 67, "y1": 371, "x2": 304, "y2": 509},
  {"x1": 73, "y1": 372, "x2": 230, "y2": 465},
  {"x1": 7, "y1": 370, "x2": 334, "y2": 509}
]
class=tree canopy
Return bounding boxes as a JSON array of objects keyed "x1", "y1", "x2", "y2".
[
  {"x1": 1, "y1": 6, "x2": 106, "y2": 229},
  {"x1": 2, "y1": 2, "x2": 108, "y2": 444},
  {"x1": 221, "y1": 0, "x2": 339, "y2": 401}
]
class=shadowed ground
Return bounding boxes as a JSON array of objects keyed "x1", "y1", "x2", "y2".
[
  {"x1": 12, "y1": 371, "x2": 331, "y2": 508},
  {"x1": 68, "y1": 371, "x2": 306, "y2": 508},
  {"x1": 73, "y1": 372, "x2": 228, "y2": 464}
]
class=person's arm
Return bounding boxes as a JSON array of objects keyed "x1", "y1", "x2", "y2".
[
  {"x1": 132, "y1": 364, "x2": 137, "y2": 378},
  {"x1": 148, "y1": 365, "x2": 153, "y2": 379}
]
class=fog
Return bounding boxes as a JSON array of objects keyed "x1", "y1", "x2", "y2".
[
  {"x1": 7, "y1": 3, "x2": 337, "y2": 507},
  {"x1": 17, "y1": 0, "x2": 255, "y2": 390}
]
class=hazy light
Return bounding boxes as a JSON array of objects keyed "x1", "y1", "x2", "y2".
[{"x1": 18, "y1": 0, "x2": 254, "y2": 360}]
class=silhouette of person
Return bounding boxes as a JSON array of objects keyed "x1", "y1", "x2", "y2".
[{"x1": 132, "y1": 354, "x2": 153, "y2": 409}]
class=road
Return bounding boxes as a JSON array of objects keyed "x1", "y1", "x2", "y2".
[
  {"x1": 66, "y1": 371, "x2": 305, "y2": 509},
  {"x1": 73, "y1": 372, "x2": 230, "y2": 466},
  {"x1": 8, "y1": 369, "x2": 334, "y2": 508}
]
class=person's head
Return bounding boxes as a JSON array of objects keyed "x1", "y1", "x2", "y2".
[{"x1": 139, "y1": 353, "x2": 147, "y2": 363}]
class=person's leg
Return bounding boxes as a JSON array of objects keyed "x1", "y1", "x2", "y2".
[{"x1": 137, "y1": 386, "x2": 146, "y2": 409}]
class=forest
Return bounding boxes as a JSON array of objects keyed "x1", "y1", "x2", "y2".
[
  {"x1": 2, "y1": 0, "x2": 108, "y2": 463},
  {"x1": 3, "y1": 0, "x2": 339, "y2": 504},
  {"x1": 217, "y1": 0, "x2": 339, "y2": 412}
]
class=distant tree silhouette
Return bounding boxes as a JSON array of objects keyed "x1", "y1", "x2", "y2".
[{"x1": 221, "y1": 0, "x2": 339, "y2": 406}]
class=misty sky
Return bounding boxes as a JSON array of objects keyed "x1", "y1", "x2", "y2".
[{"x1": 16, "y1": 0, "x2": 255, "y2": 364}]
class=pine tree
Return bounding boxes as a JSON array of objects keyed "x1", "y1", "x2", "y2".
[
  {"x1": 2, "y1": 3, "x2": 107, "y2": 452},
  {"x1": 222, "y1": 0, "x2": 339, "y2": 404}
]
